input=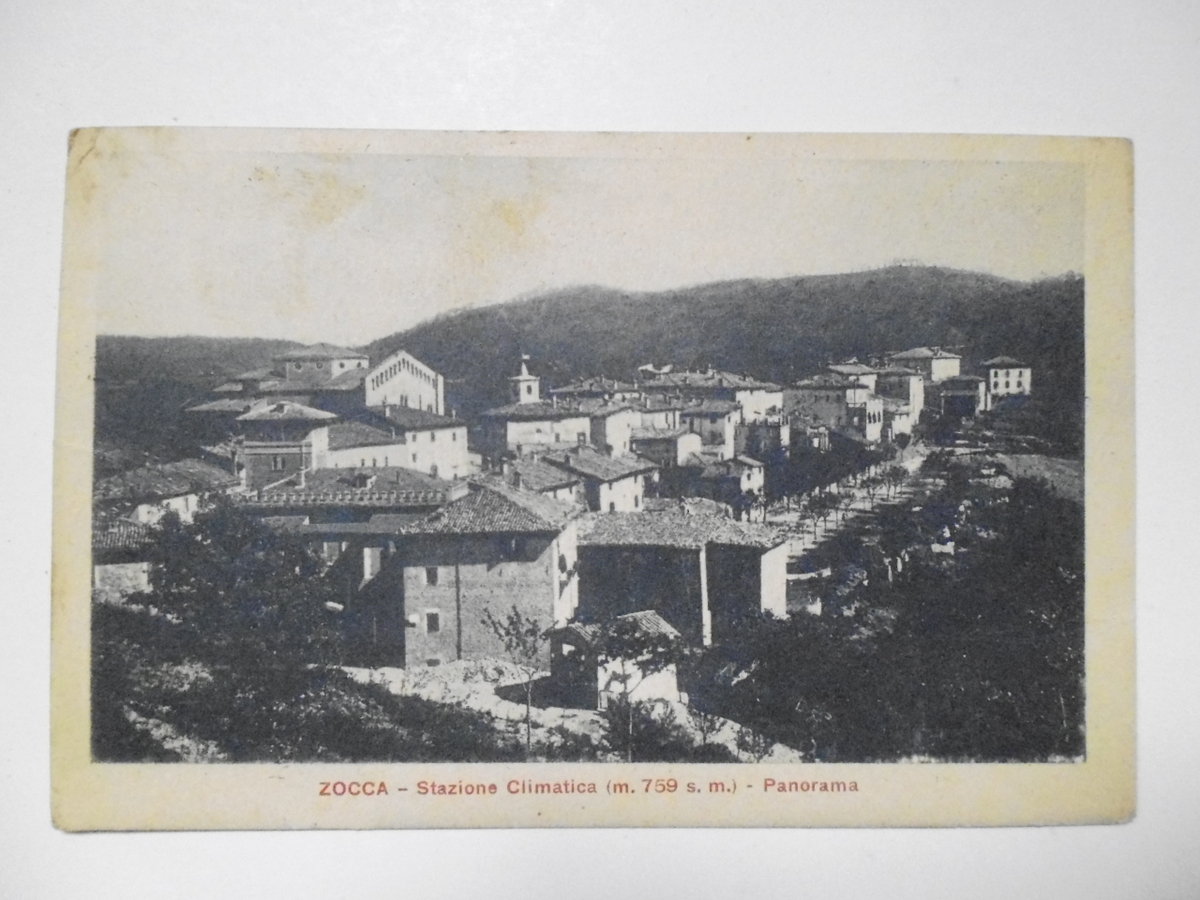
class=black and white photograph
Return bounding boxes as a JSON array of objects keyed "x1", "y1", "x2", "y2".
[{"x1": 54, "y1": 129, "x2": 1131, "y2": 829}]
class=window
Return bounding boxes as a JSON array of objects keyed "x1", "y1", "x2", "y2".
[
  {"x1": 452, "y1": 432, "x2": 457, "y2": 442},
  {"x1": 425, "y1": 567, "x2": 439, "y2": 586},
  {"x1": 526, "y1": 384, "x2": 533, "y2": 395},
  {"x1": 339, "y1": 362, "x2": 345, "y2": 369},
  {"x1": 271, "y1": 456, "x2": 286, "y2": 471},
  {"x1": 430, "y1": 464, "x2": 438, "y2": 478},
  {"x1": 316, "y1": 361, "x2": 323, "y2": 369},
  {"x1": 430, "y1": 431, "x2": 436, "y2": 442},
  {"x1": 634, "y1": 495, "x2": 639, "y2": 508},
  {"x1": 609, "y1": 502, "x2": 616, "y2": 512},
  {"x1": 412, "y1": 453, "x2": 418, "y2": 463},
  {"x1": 425, "y1": 611, "x2": 440, "y2": 633}
]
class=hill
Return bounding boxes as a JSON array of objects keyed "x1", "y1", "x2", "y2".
[
  {"x1": 365, "y1": 266, "x2": 1084, "y2": 418},
  {"x1": 92, "y1": 266, "x2": 1085, "y2": 462}
]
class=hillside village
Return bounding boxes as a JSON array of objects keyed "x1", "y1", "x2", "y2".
[{"x1": 90, "y1": 325, "x2": 1073, "y2": 762}]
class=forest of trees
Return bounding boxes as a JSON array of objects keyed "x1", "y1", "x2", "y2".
[{"x1": 684, "y1": 472, "x2": 1085, "y2": 762}]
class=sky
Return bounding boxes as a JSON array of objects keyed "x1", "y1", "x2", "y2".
[{"x1": 79, "y1": 131, "x2": 1085, "y2": 346}]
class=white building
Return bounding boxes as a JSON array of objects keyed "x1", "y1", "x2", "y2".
[
  {"x1": 982, "y1": 356, "x2": 1032, "y2": 397},
  {"x1": 364, "y1": 348, "x2": 445, "y2": 415}
]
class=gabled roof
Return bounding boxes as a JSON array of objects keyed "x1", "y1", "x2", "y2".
[
  {"x1": 549, "y1": 376, "x2": 638, "y2": 395},
  {"x1": 273, "y1": 343, "x2": 368, "y2": 361},
  {"x1": 187, "y1": 398, "x2": 264, "y2": 414},
  {"x1": 648, "y1": 369, "x2": 781, "y2": 391},
  {"x1": 540, "y1": 446, "x2": 658, "y2": 483},
  {"x1": 496, "y1": 458, "x2": 582, "y2": 493},
  {"x1": 631, "y1": 426, "x2": 691, "y2": 441},
  {"x1": 244, "y1": 467, "x2": 461, "y2": 509},
  {"x1": 828, "y1": 363, "x2": 878, "y2": 376},
  {"x1": 480, "y1": 401, "x2": 592, "y2": 422},
  {"x1": 792, "y1": 374, "x2": 869, "y2": 390},
  {"x1": 555, "y1": 610, "x2": 681, "y2": 648},
  {"x1": 573, "y1": 399, "x2": 635, "y2": 417},
  {"x1": 278, "y1": 514, "x2": 429, "y2": 536},
  {"x1": 233, "y1": 367, "x2": 275, "y2": 380},
  {"x1": 327, "y1": 421, "x2": 397, "y2": 450},
  {"x1": 630, "y1": 396, "x2": 688, "y2": 412},
  {"x1": 578, "y1": 512, "x2": 785, "y2": 551},
  {"x1": 256, "y1": 368, "x2": 369, "y2": 393},
  {"x1": 643, "y1": 497, "x2": 733, "y2": 518},
  {"x1": 941, "y1": 374, "x2": 986, "y2": 384},
  {"x1": 679, "y1": 399, "x2": 740, "y2": 415},
  {"x1": 237, "y1": 401, "x2": 337, "y2": 422},
  {"x1": 981, "y1": 356, "x2": 1028, "y2": 367},
  {"x1": 374, "y1": 405, "x2": 463, "y2": 431},
  {"x1": 92, "y1": 520, "x2": 155, "y2": 553},
  {"x1": 408, "y1": 482, "x2": 579, "y2": 535},
  {"x1": 94, "y1": 459, "x2": 241, "y2": 503},
  {"x1": 888, "y1": 347, "x2": 961, "y2": 361}
]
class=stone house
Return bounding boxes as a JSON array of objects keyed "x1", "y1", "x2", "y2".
[
  {"x1": 549, "y1": 611, "x2": 683, "y2": 710},
  {"x1": 539, "y1": 445, "x2": 658, "y2": 513},
  {"x1": 344, "y1": 482, "x2": 583, "y2": 669},
  {"x1": 575, "y1": 511, "x2": 788, "y2": 647},
  {"x1": 886, "y1": 347, "x2": 962, "y2": 383}
]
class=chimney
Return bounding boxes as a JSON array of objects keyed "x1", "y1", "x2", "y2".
[{"x1": 383, "y1": 401, "x2": 390, "y2": 419}]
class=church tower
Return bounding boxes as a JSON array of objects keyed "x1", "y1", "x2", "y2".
[{"x1": 510, "y1": 355, "x2": 541, "y2": 405}]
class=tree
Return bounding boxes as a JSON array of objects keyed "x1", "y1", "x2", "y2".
[
  {"x1": 140, "y1": 499, "x2": 344, "y2": 668},
  {"x1": 594, "y1": 615, "x2": 679, "y2": 762},
  {"x1": 481, "y1": 605, "x2": 550, "y2": 756}
]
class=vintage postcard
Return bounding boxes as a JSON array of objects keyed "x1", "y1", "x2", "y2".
[{"x1": 52, "y1": 130, "x2": 1133, "y2": 830}]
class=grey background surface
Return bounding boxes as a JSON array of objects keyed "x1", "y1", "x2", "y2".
[{"x1": 2, "y1": 1, "x2": 1193, "y2": 896}]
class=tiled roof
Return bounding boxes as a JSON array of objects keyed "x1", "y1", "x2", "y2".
[
  {"x1": 572, "y1": 399, "x2": 635, "y2": 417},
  {"x1": 556, "y1": 610, "x2": 680, "y2": 647},
  {"x1": 792, "y1": 374, "x2": 867, "y2": 390},
  {"x1": 281, "y1": 514, "x2": 428, "y2": 536},
  {"x1": 679, "y1": 400, "x2": 740, "y2": 415},
  {"x1": 237, "y1": 401, "x2": 337, "y2": 422},
  {"x1": 981, "y1": 356, "x2": 1027, "y2": 367},
  {"x1": 874, "y1": 367, "x2": 924, "y2": 377},
  {"x1": 882, "y1": 398, "x2": 912, "y2": 413},
  {"x1": 731, "y1": 455, "x2": 763, "y2": 468},
  {"x1": 578, "y1": 511, "x2": 785, "y2": 550},
  {"x1": 550, "y1": 377, "x2": 637, "y2": 395},
  {"x1": 373, "y1": 405, "x2": 463, "y2": 431},
  {"x1": 244, "y1": 467, "x2": 461, "y2": 509},
  {"x1": 233, "y1": 367, "x2": 275, "y2": 380},
  {"x1": 648, "y1": 369, "x2": 781, "y2": 391},
  {"x1": 630, "y1": 396, "x2": 687, "y2": 412},
  {"x1": 327, "y1": 421, "x2": 398, "y2": 450},
  {"x1": 479, "y1": 401, "x2": 591, "y2": 422},
  {"x1": 941, "y1": 375, "x2": 986, "y2": 385},
  {"x1": 408, "y1": 482, "x2": 580, "y2": 535},
  {"x1": 92, "y1": 520, "x2": 155, "y2": 553},
  {"x1": 257, "y1": 368, "x2": 368, "y2": 393},
  {"x1": 631, "y1": 426, "x2": 690, "y2": 441},
  {"x1": 540, "y1": 447, "x2": 657, "y2": 483},
  {"x1": 274, "y1": 343, "x2": 368, "y2": 361},
  {"x1": 643, "y1": 497, "x2": 733, "y2": 518},
  {"x1": 828, "y1": 363, "x2": 878, "y2": 376},
  {"x1": 94, "y1": 459, "x2": 241, "y2": 503},
  {"x1": 187, "y1": 398, "x2": 263, "y2": 414},
  {"x1": 888, "y1": 347, "x2": 962, "y2": 361},
  {"x1": 496, "y1": 458, "x2": 581, "y2": 493}
]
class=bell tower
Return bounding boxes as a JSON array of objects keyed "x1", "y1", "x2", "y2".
[{"x1": 510, "y1": 355, "x2": 541, "y2": 405}]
